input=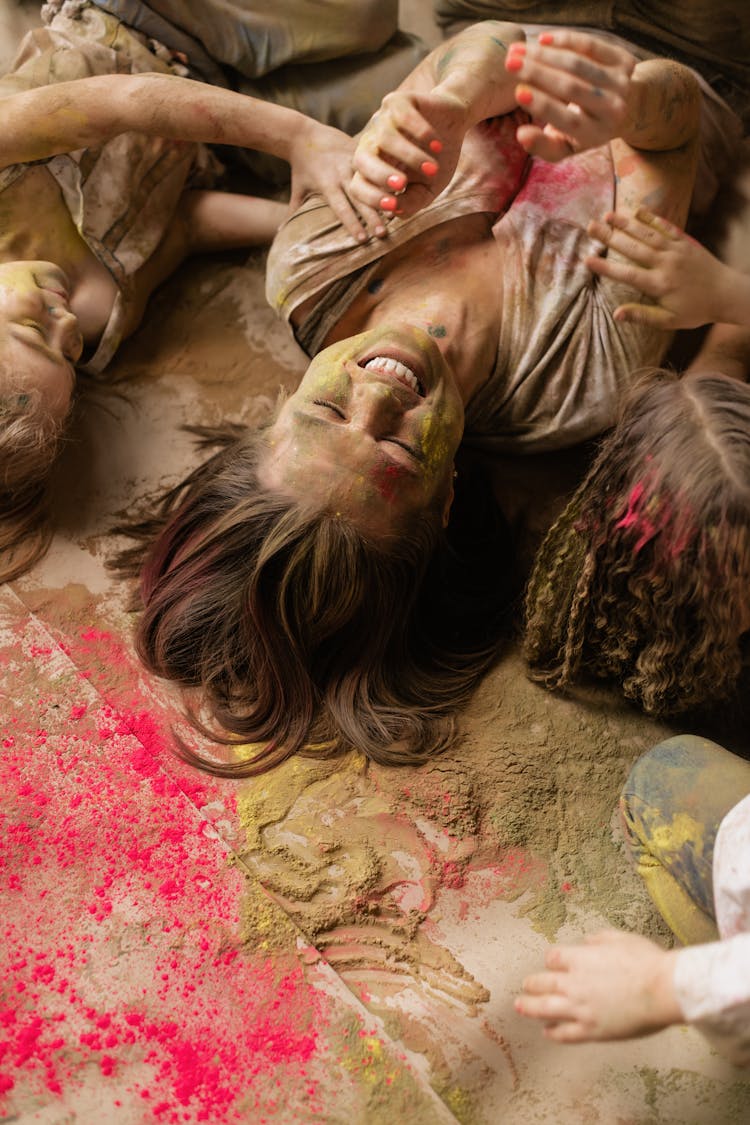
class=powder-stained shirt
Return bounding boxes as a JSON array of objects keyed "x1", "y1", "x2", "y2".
[
  {"x1": 0, "y1": 1, "x2": 212, "y2": 374},
  {"x1": 266, "y1": 46, "x2": 740, "y2": 456},
  {"x1": 673, "y1": 793, "x2": 750, "y2": 1066}
]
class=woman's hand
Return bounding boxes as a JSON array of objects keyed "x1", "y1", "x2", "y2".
[
  {"x1": 504, "y1": 31, "x2": 636, "y2": 161},
  {"x1": 586, "y1": 207, "x2": 750, "y2": 330},
  {"x1": 515, "y1": 929, "x2": 683, "y2": 1042},
  {"x1": 287, "y1": 118, "x2": 384, "y2": 242},
  {"x1": 348, "y1": 89, "x2": 469, "y2": 232}
]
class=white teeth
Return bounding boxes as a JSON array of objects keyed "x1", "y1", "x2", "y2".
[{"x1": 364, "y1": 356, "x2": 421, "y2": 394}]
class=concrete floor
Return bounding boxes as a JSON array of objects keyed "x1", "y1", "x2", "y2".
[{"x1": 1, "y1": 2, "x2": 750, "y2": 1122}]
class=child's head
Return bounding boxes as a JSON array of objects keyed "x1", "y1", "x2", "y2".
[
  {"x1": 524, "y1": 370, "x2": 750, "y2": 714},
  {"x1": 0, "y1": 261, "x2": 81, "y2": 579}
]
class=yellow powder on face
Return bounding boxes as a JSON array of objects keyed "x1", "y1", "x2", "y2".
[{"x1": 419, "y1": 411, "x2": 452, "y2": 479}]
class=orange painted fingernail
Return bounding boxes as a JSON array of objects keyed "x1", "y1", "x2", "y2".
[
  {"x1": 516, "y1": 87, "x2": 533, "y2": 106},
  {"x1": 386, "y1": 173, "x2": 406, "y2": 191},
  {"x1": 421, "y1": 161, "x2": 438, "y2": 177},
  {"x1": 508, "y1": 42, "x2": 526, "y2": 56},
  {"x1": 429, "y1": 139, "x2": 443, "y2": 155},
  {"x1": 539, "y1": 32, "x2": 554, "y2": 44},
  {"x1": 505, "y1": 54, "x2": 523, "y2": 72},
  {"x1": 379, "y1": 196, "x2": 398, "y2": 212}
]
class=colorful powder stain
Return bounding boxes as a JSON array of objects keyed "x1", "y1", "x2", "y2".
[{"x1": 0, "y1": 669, "x2": 329, "y2": 1122}]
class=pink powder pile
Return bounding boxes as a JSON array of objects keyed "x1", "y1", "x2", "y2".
[{"x1": 0, "y1": 658, "x2": 329, "y2": 1122}]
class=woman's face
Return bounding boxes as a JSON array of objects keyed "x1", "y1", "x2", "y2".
[
  {"x1": 260, "y1": 327, "x2": 465, "y2": 535},
  {"x1": 0, "y1": 261, "x2": 83, "y2": 421}
]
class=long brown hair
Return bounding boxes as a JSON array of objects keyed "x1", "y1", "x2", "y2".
[
  {"x1": 524, "y1": 370, "x2": 750, "y2": 715},
  {"x1": 116, "y1": 421, "x2": 512, "y2": 776}
]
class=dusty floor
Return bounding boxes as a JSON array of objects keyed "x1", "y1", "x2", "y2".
[{"x1": 2, "y1": 1, "x2": 750, "y2": 1122}]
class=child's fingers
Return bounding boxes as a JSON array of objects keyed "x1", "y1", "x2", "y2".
[
  {"x1": 516, "y1": 992, "x2": 574, "y2": 1021},
  {"x1": 348, "y1": 171, "x2": 392, "y2": 231},
  {"x1": 327, "y1": 188, "x2": 370, "y2": 242},
  {"x1": 597, "y1": 211, "x2": 673, "y2": 251},
  {"x1": 587, "y1": 219, "x2": 659, "y2": 266},
  {"x1": 585, "y1": 252, "x2": 654, "y2": 290},
  {"x1": 521, "y1": 970, "x2": 563, "y2": 996},
  {"x1": 338, "y1": 189, "x2": 387, "y2": 241},
  {"x1": 613, "y1": 302, "x2": 676, "y2": 329},
  {"x1": 543, "y1": 1020, "x2": 589, "y2": 1043},
  {"x1": 632, "y1": 206, "x2": 683, "y2": 240}
]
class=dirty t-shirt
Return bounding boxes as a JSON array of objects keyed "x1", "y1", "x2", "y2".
[
  {"x1": 267, "y1": 80, "x2": 738, "y2": 455},
  {"x1": 0, "y1": 1, "x2": 211, "y2": 373},
  {"x1": 266, "y1": 108, "x2": 670, "y2": 455}
]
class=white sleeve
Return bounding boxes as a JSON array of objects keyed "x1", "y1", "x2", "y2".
[{"x1": 673, "y1": 933, "x2": 750, "y2": 1066}]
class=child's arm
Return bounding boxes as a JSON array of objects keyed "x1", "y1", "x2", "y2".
[
  {"x1": 120, "y1": 190, "x2": 287, "y2": 339},
  {"x1": 515, "y1": 930, "x2": 683, "y2": 1042},
  {"x1": 585, "y1": 207, "x2": 750, "y2": 330},
  {"x1": 0, "y1": 73, "x2": 371, "y2": 240},
  {"x1": 686, "y1": 323, "x2": 750, "y2": 381}
]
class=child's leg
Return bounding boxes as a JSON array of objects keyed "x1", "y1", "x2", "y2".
[{"x1": 620, "y1": 735, "x2": 750, "y2": 945}]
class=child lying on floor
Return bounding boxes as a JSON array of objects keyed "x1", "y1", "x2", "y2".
[
  {"x1": 0, "y1": 2, "x2": 383, "y2": 584},
  {"x1": 516, "y1": 736, "x2": 750, "y2": 1066},
  {"x1": 523, "y1": 211, "x2": 750, "y2": 716}
]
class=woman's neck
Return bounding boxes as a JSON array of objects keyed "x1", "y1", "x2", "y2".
[{"x1": 328, "y1": 213, "x2": 502, "y2": 406}]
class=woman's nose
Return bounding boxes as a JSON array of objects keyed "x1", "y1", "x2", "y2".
[{"x1": 351, "y1": 380, "x2": 403, "y2": 427}]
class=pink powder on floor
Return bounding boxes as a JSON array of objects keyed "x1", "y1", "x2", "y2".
[{"x1": 0, "y1": 685, "x2": 329, "y2": 1123}]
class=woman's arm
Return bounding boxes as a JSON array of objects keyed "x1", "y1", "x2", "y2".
[
  {"x1": 0, "y1": 73, "x2": 371, "y2": 239},
  {"x1": 348, "y1": 24, "x2": 637, "y2": 222},
  {"x1": 348, "y1": 20, "x2": 526, "y2": 221}
]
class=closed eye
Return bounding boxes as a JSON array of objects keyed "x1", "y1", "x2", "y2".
[
  {"x1": 21, "y1": 320, "x2": 46, "y2": 338},
  {"x1": 313, "y1": 398, "x2": 345, "y2": 419},
  {"x1": 312, "y1": 400, "x2": 422, "y2": 462},
  {"x1": 385, "y1": 437, "x2": 422, "y2": 461}
]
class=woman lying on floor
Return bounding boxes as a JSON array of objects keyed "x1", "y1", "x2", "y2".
[
  {"x1": 115, "y1": 19, "x2": 739, "y2": 775},
  {"x1": 517, "y1": 734, "x2": 750, "y2": 1066},
  {"x1": 0, "y1": 0, "x2": 410, "y2": 583}
]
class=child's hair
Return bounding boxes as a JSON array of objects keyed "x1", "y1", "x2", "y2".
[
  {"x1": 115, "y1": 419, "x2": 514, "y2": 777},
  {"x1": 0, "y1": 382, "x2": 67, "y2": 582},
  {"x1": 524, "y1": 370, "x2": 750, "y2": 715}
]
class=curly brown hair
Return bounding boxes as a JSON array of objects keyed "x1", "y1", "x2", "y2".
[{"x1": 524, "y1": 370, "x2": 750, "y2": 715}]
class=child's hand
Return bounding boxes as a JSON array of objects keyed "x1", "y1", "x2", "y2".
[
  {"x1": 515, "y1": 929, "x2": 683, "y2": 1042},
  {"x1": 287, "y1": 119, "x2": 383, "y2": 243},
  {"x1": 586, "y1": 207, "x2": 738, "y2": 330},
  {"x1": 348, "y1": 89, "x2": 467, "y2": 231},
  {"x1": 505, "y1": 31, "x2": 636, "y2": 161}
]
